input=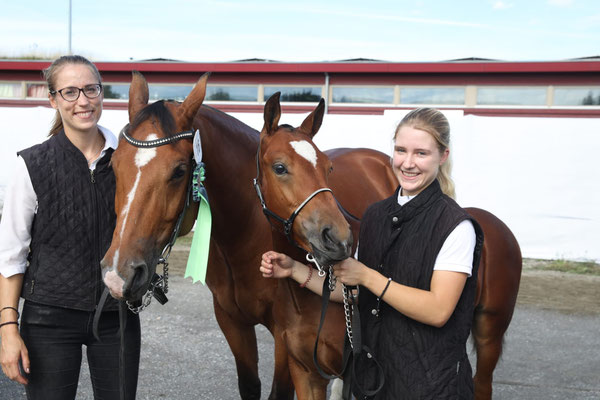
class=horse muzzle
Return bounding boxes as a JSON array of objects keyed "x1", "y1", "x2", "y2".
[
  {"x1": 100, "y1": 258, "x2": 155, "y2": 302},
  {"x1": 308, "y1": 225, "x2": 353, "y2": 267}
]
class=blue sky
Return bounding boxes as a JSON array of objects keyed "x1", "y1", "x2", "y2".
[{"x1": 1, "y1": 0, "x2": 599, "y2": 62}]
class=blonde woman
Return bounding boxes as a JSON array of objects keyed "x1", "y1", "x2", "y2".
[{"x1": 261, "y1": 108, "x2": 483, "y2": 399}]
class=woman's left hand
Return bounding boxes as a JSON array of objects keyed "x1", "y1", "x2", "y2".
[{"x1": 332, "y1": 258, "x2": 369, "y2": 286}]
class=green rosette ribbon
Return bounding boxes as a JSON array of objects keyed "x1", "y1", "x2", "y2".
[{"x1": 184, "y1": 162, "x2": 211, "y2": 284}]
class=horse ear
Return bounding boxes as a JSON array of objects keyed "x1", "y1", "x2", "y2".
[
  {"x1": 262, "y1": 92, "x2": 281, "y2": 136},
  {"x1": 128, "y1": 71, "x2": 149, "y2": 123},
  {"x1": 179, "y1": 72, "x2": 210, "y2": 127},
  {"x1": 299, "y1": 98, "x2": 325, "y2": 139}
]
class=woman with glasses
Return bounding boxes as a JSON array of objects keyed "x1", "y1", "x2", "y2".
[{"x1": 0, "y1": 55, "x2": 140, "y2": 400}]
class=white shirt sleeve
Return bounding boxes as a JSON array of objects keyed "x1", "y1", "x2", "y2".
[
  {"x1": 0, "y1": 156, "x2": 36, "y2": 277},
  {"x1": 0, "y1": 127, "x2": 117, "y2": 278},
  {"x1": 433, "y1": 219, "x2": 476, "y2": 277}
]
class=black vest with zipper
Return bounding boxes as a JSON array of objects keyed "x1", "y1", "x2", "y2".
[
  {"x1": 354, "y1": 180, "x2": 483, "y2": 399},
  {"x1": 18, "y1": 130, "x2": 118, "y2": 311}
]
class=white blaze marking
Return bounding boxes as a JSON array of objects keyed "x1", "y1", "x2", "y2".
[
  {"x1": 134, "y1": 135, "x2": 158, "y2": 167},
  {"x1": 114, "y1": 133, "x2": 159, "y2": 268},
  {"x1": 290, "y1": 140, "x2": 317, "y2": 168},
  {"x1": 119, "y1": 170, "x2": 141, "y2": 238},
  {"x1": 111, "y1": 250, "x2": 120, "y2": 272}
]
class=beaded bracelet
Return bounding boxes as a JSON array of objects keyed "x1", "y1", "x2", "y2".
[{"x1": 299, "y1": 264, "x2": 313, "y2": 288}]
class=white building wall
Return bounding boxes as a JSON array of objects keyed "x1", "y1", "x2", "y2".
[{"x1": 1, "y1": 106, "x2": 598, "y2": 262}]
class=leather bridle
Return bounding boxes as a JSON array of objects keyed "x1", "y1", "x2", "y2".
[
  {"x1": 252, "y1": 137, "x2": 332, "y2": 247},
  {"x1": 119, "y1": 124, "x2": 197, "y2": 312}
]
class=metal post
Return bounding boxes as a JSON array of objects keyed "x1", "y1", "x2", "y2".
[
  {"x1": 324, "y1": 72, "x2": 329, "y2": 114},
  {"x1": 68, "y1": 0, "x2": 72, "y2": 54}
]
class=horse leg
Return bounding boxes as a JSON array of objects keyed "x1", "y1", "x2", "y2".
[
  {"x1": 268, "y1": 332, "x2": 295, "y2": 400},
  {"x1": 471, "y1": 308, "x2": 510, "y2": 400},
  {"x1": 287, "y1": 357, "x2": 329, "y2": 400},
  {"x1": 212, "y1": 298, "x2": 261, "y2": 400}
]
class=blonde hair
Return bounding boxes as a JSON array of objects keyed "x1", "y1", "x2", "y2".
[
  {"x1": 394, "y1": 108, "x2": 456, "y2": 198},
  {"x1": 44, "y1": 55, "x2": 102, "y2": 136}
]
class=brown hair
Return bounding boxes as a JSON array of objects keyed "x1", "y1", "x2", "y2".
[
  {"x1": 45, "y1": 55, "x2": 102, "y2": 136},
  {"x1": 394, "y1": 108, "x2": 455, "y2": 198}
]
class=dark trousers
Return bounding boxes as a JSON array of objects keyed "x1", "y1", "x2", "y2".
[{"x1": 20, "y1": 301, "x2": 141, "y2": 400}]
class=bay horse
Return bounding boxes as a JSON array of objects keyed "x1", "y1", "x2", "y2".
[
  {"x1": 256, "y1": 93, "x2": 523, "y2": 400},
  {"x1": 100, "y1": 72, "x2": 395, "y2": 400}
]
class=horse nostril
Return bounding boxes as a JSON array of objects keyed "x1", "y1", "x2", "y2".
[
  {"x1": 125, "y1": 263, "x2": 148, "y2": 298},
  {"x1": 321, "y1": 226, "x2": 353, "y2": 257},
  {"x1": 322, "y1": 227, "x2": 334, "y2": 246}
]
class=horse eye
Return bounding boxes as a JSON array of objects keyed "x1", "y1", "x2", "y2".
[
  {"x1": 272, "y1": 163, "x2": 288, "y2": 176},
  {"x1": 170, "y1": 165, "x2": 186, "y2": 181}
]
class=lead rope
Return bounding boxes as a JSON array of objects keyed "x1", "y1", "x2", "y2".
[
  {"x1": 119, "y1": 300, "x2": 128, "y2": 400},
  {"x1": 306, "y1": 253, "x2": 354, "y2": 349},
  {"x1": 307, "y1": 253, "x2": 384, "y2": 399}
]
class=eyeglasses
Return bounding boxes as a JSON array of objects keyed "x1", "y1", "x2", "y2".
[{"x1": 50, "y1": 84, "x2": 103, "y2": 102}]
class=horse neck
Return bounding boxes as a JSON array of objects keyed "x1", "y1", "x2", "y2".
[{"x1": 194, "y1": 107, "x2": 264, "y2": 238}]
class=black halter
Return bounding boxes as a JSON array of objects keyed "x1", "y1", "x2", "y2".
[
  {"x1": 252, "y1": 137, "x2": 332, "y2": 247},
  {"x1": 252, "y1": 135, "x2": 384, "y2": 398}
]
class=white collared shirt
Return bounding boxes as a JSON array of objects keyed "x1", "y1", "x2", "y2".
[
  {"x1": 354, "y1": 188, "x2": 476, "y2": 276},
  {"x1": 0, "y1": 126, "x2": 118, "y2": 277},
  {"x1": 397, "y1": 189, "x2": 475, "y2": 276}
]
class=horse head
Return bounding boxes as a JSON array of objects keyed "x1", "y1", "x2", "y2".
[
  {"x1": 257, "y1": 92, "x2": 353, "y2": 267},
  {"x1": 100, "y1": 71, "x2": 208, "y2": 302}
]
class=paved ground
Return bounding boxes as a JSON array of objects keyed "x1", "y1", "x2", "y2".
[{"x1": 1, "y1": 272, "x2": 599, "y2": 399}]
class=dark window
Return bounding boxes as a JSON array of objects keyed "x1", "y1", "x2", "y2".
[
  {"x1": 477, "y1": 87, "x2": 546, "y2": 106},
  {"x1": 332, "y1": 86, "x2": 394, "y2": 104},
  {"x1": 264, "y1": 86, "x2": 322, "y2": 102},
  {"x1": 206, "y1": 86, "x2": 258, "y2": 101},
  {"x1": 400, "y1": 87, "x2": 465, "y2": 105},
  {"x1": 554, "y1": 87, "x2": 600, "y2": 106}
]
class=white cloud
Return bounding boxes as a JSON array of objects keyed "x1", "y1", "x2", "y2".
[
  {"x1": 493, "y1": 1, "x2": 514, "y2": 10},
  {"x1": 587, "y1": 14, "x2": 600, "y2": 22},
  {"x1": 548, "y1": 0, "x2": 574, "y2": 6}
]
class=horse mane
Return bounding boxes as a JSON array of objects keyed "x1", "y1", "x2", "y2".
[
  {"x1": 130, "y1": 100, "x2": 177, "y2": 137},
  {"x1": 199, "y1": 104, "x2": 260, "y2": 139}
]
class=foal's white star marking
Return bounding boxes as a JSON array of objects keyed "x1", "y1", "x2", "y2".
[{"x1": 290, "y1": 140, "x2": 317, "y2": 168}]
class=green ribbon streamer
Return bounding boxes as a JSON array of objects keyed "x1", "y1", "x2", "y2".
[{"x1": 184, "y1": 164, "x2": 211, "y2": 284}]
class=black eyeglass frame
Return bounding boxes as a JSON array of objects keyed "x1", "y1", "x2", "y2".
[{"x1": 50, "y1": 83, "x2": 103, "y2": 102}]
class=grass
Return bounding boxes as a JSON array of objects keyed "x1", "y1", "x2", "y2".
[
  {"x1": 525, "y1": 258, "x2": 600, "y2": 276},
  {"x1": 0, "y1": 52, "x2": 63, "y2": 60}
]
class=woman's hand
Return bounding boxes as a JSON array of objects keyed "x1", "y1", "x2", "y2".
[
  {"x1": 260, "y1": 251, "x2": 297, "y2": 279},
  {"x1": 0, "y1": 328, "x2": 29, "y2": 385},
  {"x1": 332, "y1": 257, "x2": 370, "y2": 286}
]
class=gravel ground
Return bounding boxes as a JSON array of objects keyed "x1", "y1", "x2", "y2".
[{"x1": 1, "y1": 253, "x2": 598, "y2": 399}]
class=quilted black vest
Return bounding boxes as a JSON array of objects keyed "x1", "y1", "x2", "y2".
[
  {"x1": 354, "y1": 180, "x2": 483, "y2": 399},
  {"x1": 18, "y1": 130, "x2": 118, "y2": 311}
]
